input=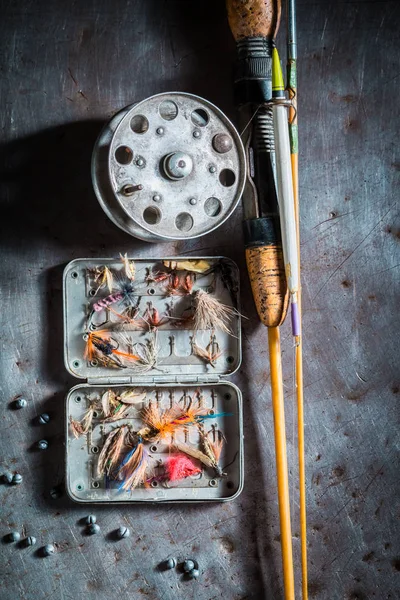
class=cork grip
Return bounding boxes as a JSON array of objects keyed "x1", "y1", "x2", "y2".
[
  {"x1": 226, "y1": 0, "x2": 281, "y2": 41},
  {"x1": 246, "y1": 245, "x2": 289, "y2": 327}
]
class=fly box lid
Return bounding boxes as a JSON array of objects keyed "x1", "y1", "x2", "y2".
[{"x1": 63, "y1": 256, "x2": 244, "y2": 503}]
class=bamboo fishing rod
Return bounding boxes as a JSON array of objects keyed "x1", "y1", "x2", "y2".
[
  {"x1": 287, "y1": 1, "x2": 308, "y2": 597},
  {"x1": 226, "y1": 1, "x2": 295, "y2": 598}
]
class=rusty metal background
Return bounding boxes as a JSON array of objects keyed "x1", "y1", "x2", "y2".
[{"x1": 0, "y1": 1, "x2": 399, "y2": 599}]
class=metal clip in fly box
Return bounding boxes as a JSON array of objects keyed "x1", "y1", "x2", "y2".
[{"x1": 63, "y1": 257, "x2": 244, "y2": 503}]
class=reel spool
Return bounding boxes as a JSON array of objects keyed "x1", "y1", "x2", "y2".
[{"x1": 92, "y1": 92, "x2": 246, "y2": 242}]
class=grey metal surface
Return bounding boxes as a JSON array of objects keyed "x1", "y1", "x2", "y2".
[{"x1": 0, "y1": 1, "x2": 399, "y2": 599}]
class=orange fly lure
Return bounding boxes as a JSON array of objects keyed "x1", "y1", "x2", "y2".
[
  {"x1": 140, "y1": 403, "x2": 229, "y2": 443},
  {"x1": 84, "y1": 331, "x2": 140, "y2": 367}
]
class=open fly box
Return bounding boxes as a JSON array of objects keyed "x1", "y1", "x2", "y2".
[{"x1": 64, "y1": 256, "x2": 244, "y2": 503}]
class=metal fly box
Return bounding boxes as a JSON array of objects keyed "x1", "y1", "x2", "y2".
[{"x1": 63, "y1": 256, "x2": 244, "y2": 503}]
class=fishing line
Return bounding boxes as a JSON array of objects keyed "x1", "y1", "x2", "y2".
[{"x1": 239, "y1": 105, "x2": 261, "y2": 138}]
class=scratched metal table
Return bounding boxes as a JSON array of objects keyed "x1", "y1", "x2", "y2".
[{"x1": 1, "y1": 1, "x2": 399, "y2": 598}]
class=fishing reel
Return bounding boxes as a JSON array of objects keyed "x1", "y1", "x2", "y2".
[{"x1": 92, "y1": 92, "x2": 246, "y2": 242}]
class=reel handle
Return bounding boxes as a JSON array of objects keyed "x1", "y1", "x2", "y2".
[{"x1": 226, "y1": 0, "x2": 281, "y2": 41}]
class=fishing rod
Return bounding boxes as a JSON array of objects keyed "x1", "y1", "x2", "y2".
[
  {"x1": 226, "y1": 1, "x2": 295, "y2": 598},
  {"x1": 226, "y1": 0, "x2": 306, "y2": 598},
  {"x1": 286, "y1": 0, "x2": 308, "y2": 597}
]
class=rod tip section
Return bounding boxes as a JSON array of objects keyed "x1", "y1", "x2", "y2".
[{"x1": 291, "y1": 301, "x2": 301, "y2": 337}]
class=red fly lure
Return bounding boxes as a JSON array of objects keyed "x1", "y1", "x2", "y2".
[{"x1": 141, "y1": 302, "x2": 170, "y2": 330}]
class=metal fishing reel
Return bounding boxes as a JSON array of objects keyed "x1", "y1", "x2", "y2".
[{"x1": 92, "y1": 92, "x2": 246, "y2": 242}]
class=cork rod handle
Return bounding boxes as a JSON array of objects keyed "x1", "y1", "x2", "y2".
[
  {"x1": 226, "y1": 0, "x2": 281, "y2": 41},
  {"x1": 246, "y1": 245, "x2": 288, "y2": 327}
]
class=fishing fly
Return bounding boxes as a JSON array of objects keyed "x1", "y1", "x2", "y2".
[
  {"x1": 192, "y1": 289, "x2": 239, "y2": 334},
  {"x1": 84, "y1": 330, "x2": 140, "y2": 368},
  {"x1": 90, "y1": 266, "x2": 114, "y2": 296},
  {"x1": 192, "y1": 334, "x2": 222, "y2": 367},
  {"x1": 119, "y1": 253, "x2": 136, "y2": 281}
]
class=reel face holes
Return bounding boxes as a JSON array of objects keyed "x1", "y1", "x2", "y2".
[
  {"x1": 204, "y1": 197, "x2": 222, "y2": 217},
  {"x1": 130, "y1": 114, "x2": 149, "y2": 134},
  {"x1": 115, "y1": 146, "x2": 133, "y2": 165},
  {"x1": 209, "y1": 479, "x2": 218, "y2": 487},
  {"x1": 96, "y1": 92, "x2": 246, "y2": 241},
  {"x1": 73, "y1": 360, "x2": 80, "y2": 369},
  {"x1": 71, "y1": 271, "x2": 78, "y2": 279},
  {"x1": 159, "y1": 100, "x2": 178, "y2": 121},
  {"x1": 143, "y1": 206, "x2": 161, "y2": 225},
  {"x1": 219, "y1": 169, "x2": 236, "y2": 187},
  {"x1": 191, "y1": 108, "x2": 209, "y2": 127},
  {"x1": 175, "y1": 212, "x2": 193, "y2": 232}
]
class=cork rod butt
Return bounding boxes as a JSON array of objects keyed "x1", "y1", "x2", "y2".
[
  {"x1": 226, "y1": 0, "x2": 281, "y2": 41},
  {"x1": 246, "y1": 245, "x2": 289, "y2": 327}
]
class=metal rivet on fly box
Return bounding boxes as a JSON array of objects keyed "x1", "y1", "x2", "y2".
[
  {"x1": 153, "y1": 194, "x2": 162, "y2": 203},
  {"x1": 38, "y1": 413, "x2": 50, "y2": 425},
  {"x1": 189, "y1": 198, "x2": 197, "y2": 205},
  {"x1": 87, "y1": 523, "x2": 100, "y2": 535},
  {"x1": 25, "y1": 536, "x2": 37, "y2": 546},
  {"x1": 7, "y1": 531, "x2": 21, "y2": 543},
  {"x1": 85, "y1": 515, "x2": 97, "y2": 525},
  {"x1": 209, "y1": 165, "x2": 217, "y2": 174},
  {"x1": 12, "y1": 473, "x2": 22, "y2": 485},
  {"x1": 116, "y1": 526, "x2": 130, "y2": 539},
  {"x1": 156, "y1": 127, "x2": 164, "y2": 135},
  {"x1": 15, "y1": 397, "x2": 27, "y2": 409},
  {"x1": 41, "y1": 544, "x2": 55, "y2": 556},
  {"x1": 2, "y1": 472, "x2": 13, "y2": 484},
  {"x1": 136, "y1": 157, "x2": 145, "y2": 167},
  {"x1": 193, "y1": 129, "x2": 201, "y2": 138},
  {"x1": 37, "y1": 440, "x2": 49, "y2": 450},
  {"x1": 183, "y1": 559, "x2": 196, "y2": 573},
  {"x1": 212, "y1": 132, "x2": 233, "y2": 154}
]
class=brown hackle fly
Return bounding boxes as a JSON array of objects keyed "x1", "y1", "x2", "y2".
[
  {"x1": 192, "y1": 289, "x2": 238, "y2": 334},
  {"x1": 192, "y1": 334, "x2": 222, "y2": 367}
]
